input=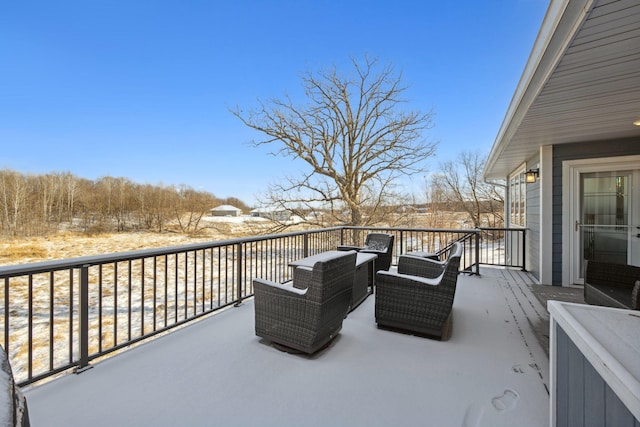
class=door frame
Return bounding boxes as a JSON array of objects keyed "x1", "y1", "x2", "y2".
[{"x1": 562, "y1": 155, "x2": 640, "y2": 286}]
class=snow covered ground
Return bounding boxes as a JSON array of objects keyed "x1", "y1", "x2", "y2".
[{"x1": 23, "y1": 267, "x2": 550, "y2": 427}]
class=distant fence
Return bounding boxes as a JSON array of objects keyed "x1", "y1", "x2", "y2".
[{"x1": 0, "y1": 226, "x2": 525, "y2": 386}]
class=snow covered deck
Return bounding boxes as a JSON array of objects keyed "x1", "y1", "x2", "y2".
[{"x1": 23, "y1": 268, "x2": 551, "y2": 427}]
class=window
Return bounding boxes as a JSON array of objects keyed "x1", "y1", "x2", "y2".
[{"x1": 509, "y1": 166, "x2": 526, "y2": 227}]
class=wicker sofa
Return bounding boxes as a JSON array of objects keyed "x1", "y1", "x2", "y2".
[
  {"x1": 584, "y1": 260, "x2": 640, "y2": 310},
  {"x1": 375, "y1": 243, "x2": 462, "y2": 340},
  {"x1": 253, "y1": 251, "x2": 356, "y2": 354}
]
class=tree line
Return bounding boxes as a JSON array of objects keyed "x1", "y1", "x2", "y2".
[{"x1": 0, "y1": 169, "x2": 250, "y2": 237}]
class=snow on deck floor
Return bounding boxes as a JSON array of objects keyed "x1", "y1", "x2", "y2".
[{"x1": 24, "y1": 268, "x2": 550, "y2": 427}]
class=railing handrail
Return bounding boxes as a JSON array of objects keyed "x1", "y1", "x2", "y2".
[{"x1": 341, "y1": 226, "x2": 481, "y2": 233}]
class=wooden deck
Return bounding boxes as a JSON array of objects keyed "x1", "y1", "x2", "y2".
[{"x1": 24, "y1": 267, "x2": 552, "y2": 427}]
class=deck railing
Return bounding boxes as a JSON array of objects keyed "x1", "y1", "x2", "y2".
[
  {"x1": 477, "y1": 227, "x2": 527, "y2": 269},
  {"x1": 0, "y1": 226, "x2": 525, "y2": 386},
  {"x1": 339, "y1": 227, "x2": 482, "y2": 273}
]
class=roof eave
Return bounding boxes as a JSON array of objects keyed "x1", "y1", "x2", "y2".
[{"x1": 483, "y1": 0, "x2": 595, "y2": 180}]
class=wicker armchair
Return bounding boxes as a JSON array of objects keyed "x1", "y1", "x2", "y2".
[
  {"x1": 375, "y1": 243, "x2": 462, "y2": 340},
  {"x1": 585, "y1": 260, "x2": 640, "y2": 309},
  {"x1": 253, "y1": 251, "x2": 356, "y2": 354},
  {"x1": 338, "y1": 233, "x2": 395, "y2": 272}
]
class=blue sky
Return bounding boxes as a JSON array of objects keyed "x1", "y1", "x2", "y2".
[{"x1": 1, "y1": 1, "x2": 548, "y2": 205}]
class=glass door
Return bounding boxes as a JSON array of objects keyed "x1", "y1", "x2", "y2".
[
  {"x1": 579, "y1": 172, "x2": 631, "y2": 278},
  {"x1": 566, "y1": 158, "x2": 640, "y2": 285}
]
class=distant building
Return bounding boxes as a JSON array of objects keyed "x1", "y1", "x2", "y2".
[
  {"x1": 250, "y1": 207, "x2": 291, "y2": 221},
  {"x1": 210, "y1": 205, "x2": 242, "y2": 217}
]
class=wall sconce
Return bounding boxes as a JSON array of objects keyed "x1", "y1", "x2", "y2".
[{"x1": 525, "y1": 168, "x2": 539, "y2": 183}]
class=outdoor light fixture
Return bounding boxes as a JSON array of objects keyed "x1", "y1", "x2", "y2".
[
  {"x1": 525, "y1": 168, "x2": 539, "y2": 183},
  {"x1": 634, "y1": 118, "x2": 640, "y2": 127}
]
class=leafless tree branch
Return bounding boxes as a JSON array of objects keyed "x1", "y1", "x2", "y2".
[{"x1": 232, "y1": 55, "x2": 437, "y2": 226}]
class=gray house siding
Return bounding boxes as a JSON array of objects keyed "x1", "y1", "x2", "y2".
[
  {"x1": 555, "y1": 326, "x2": 640, "y2": 426},
  {"x1": 552, "y1": 137, "x2": 640, "y2": 285}
]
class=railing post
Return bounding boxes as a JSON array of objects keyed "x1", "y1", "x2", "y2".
[
  {"x1": 474, "y1": 230, "x2": 481, "y2": 275},
  {"x1": 521, "y1": 229, "x2": 527, "y2": 271},
  {"x1": 76, "y1": 265, "x2": 91, "y2": 373},
  {"x1": 234, "y1": 243, "x2": 243, "y2": 307},
  {"x1": 3, "y1": 278, "x2": 8, "y2": 354},
  {"x1": 303, "y1": 233, "x2": 309, "y2": 258}
]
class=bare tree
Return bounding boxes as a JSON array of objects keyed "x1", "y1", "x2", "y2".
[
  {"x1": 134, "y1": 183, "x2": 175, "y2": 232},
  {"x1": 420, "y1": 176, "x2": 450, "y2": 229},
  {"x1": 174, "y1": 186, "x2": 216, "y2": 234},
  {"x1": 0, "y1": 171, "x2": 30, "y2": 235},
  {"x1": 232, "y1": 55, "x2": 437, "y2": 226},
  {"x1": 435, "y1": 150, "x2": 504, "y2": 228}
]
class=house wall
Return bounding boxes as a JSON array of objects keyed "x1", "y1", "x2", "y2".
[{"x1": 552, "y1": 137, "x2": 640, "y2": 285}]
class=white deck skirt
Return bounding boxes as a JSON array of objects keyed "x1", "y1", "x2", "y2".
[{"x1": 24, "y1": 268, "x2": 550, "y2": 427}]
